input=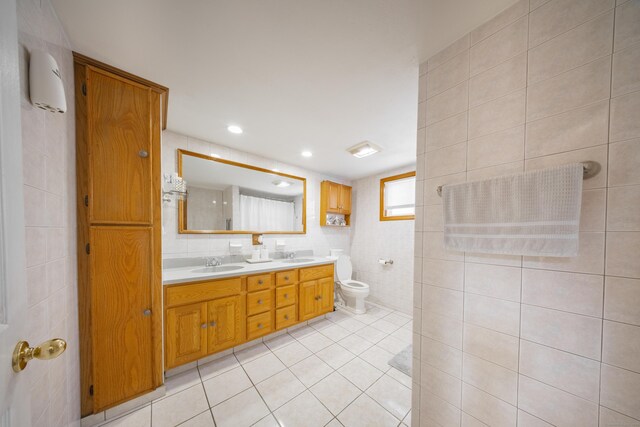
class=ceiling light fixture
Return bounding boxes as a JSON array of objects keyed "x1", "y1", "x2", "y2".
[
  {"x1": 227, "y1": 125, "x2": 243, "y2": 134},
  {"x1": 272, "y1": 168, "x2": 280, "y2": 172},
  {"x1": 273, "y1": 180, "x2": 291, "y2": 188},
  {"x1": 301, "y1": 150, "x2": 313, "y2": 158},
  {"x1": 210, "y1": 153, "x2": 221, "y2": 159},
  {"x1": 347, "y1": 141, "x2": 381, "y2": 158}
]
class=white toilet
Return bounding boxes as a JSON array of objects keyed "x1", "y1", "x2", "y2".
[{"x1": 335, "y1": 255, "x2": 370, "y2": 314}]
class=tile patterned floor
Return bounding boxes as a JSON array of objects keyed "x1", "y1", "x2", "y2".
[{"x1": 101, "y1": 304, "x2": 413, "y2": 427}]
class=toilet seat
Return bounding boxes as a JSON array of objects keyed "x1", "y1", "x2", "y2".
[
  {"x1": 339, "y1": 279, "x2": 369, "y2": 291},
  {"x1": 335, "y1": 255, "x2": 370, "y2": 314}
]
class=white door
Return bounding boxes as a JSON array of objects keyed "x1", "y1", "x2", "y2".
[{"x1": 0, "y1": 0, "x2": 31, "y2": 425}]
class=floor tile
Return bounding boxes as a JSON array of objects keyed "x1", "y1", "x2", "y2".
[
  {"x1": 272, "y1": 340, "x2": 312, "y2": 367},
  {"x1": 316, "y1": 343, "x2": 356, "y2": 369},
  {"x1": 273, "y1": 390, "x2": 333, "y2": 427},
  {"x1": 298, "y1": 332, "x2": 334, "y2": 353},
  {"x1": 336, "y1": 317, "x2": 367, "y2": 333},
  {"x1": 198, "y1": 354, "x2": 240, "y2": 381},
  {"x1": 163, "y1": 368, "x2": 202, "y2": 398},
  {"x1": 211, "y1": 387, "x2": 270, "y2": 427},
  {"x1": 290, "y1": 355, "x2": 334, "y2": 387},
  {"x1": 377, "y1": 335, "x2": 409, "y2": 354},
  {"x1": 264, "y1": 333, "x2": 297, "y2": 351},
  {"x1": 252, "y1": 414, "x2": 280, "y2": 427},
  {"x1": 337, "y1": 358, "x2": 385, "y2": 391},
  {"x1": 325, "y1": 419, "x2": 345, "y2": 427},
  {"x1": 103, "y1": 404, "x2": 150, "y2": 427},
  {"x1": 365, "y1": 375, "x2": 411, "y2": 420},
  {"x1": 309, "y1": 372, "x2": 362, "y2": 416},
  {"x1": 337, "y1": 394, "x2": 399, "y2": 427},
  {"x1": 359, "y1": 346, "x2": 394, "y2": 372},
  {"x1": 289, "y1": 325, "x2": 317, "y2": 340},
  {"x1": 382, "y1": 312, "x2": 412, "y2": 327},
  {"x1": 310, "y1": 318, "x2": 335, "y2": 331},
  {"x1": 364, "y1": 305, "x2": 393, "y2": 319},
  {"x1": 235, "y1": 343, "x2": 271, "y2": 364},
  {"x1": 202, "y1": 366, "x2": 252, "y2": 406},
  {"x1": 386, "y1": 368, "x2": 412, "y2": 389},
  {"x1": 242, "y1": 353, "x2": 286, "y2": 384},
  {"x1": 318, "y1": 324, "x2": 352, "y2": 342},
  {"x1": 355, "y1": 326, "x2": 389, "y2": 344},
  {"x1": 338, "y1": 334, "x2": 374, "y2": 355},
  {"x1": 152, "y1": 384, "x2": 209, "y2": 427},
  {"x1": 178, "y1": 410, "x2": 215, "y2": 427},
  {"x1": 390, "y1": 327, "x2": 412, "y2": 344},
  {"x1": 255, "y1": 370, "x2": 306, "y2": 411},
  {"x1": 403, "y1": 410, "x2": 411, "y2": 426},
  {"x1": 370, "y1": 319, "x2": 401, "y2": 334}
]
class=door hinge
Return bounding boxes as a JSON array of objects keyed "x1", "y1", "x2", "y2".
[
  {"x1": 82, "y1": 82, "x2": 87, "y2": 96},
  {"x1": 85, "y1": 243, "x2": 90, "y2": 255},
  {"x1": 84, "y1": 195, "x2": 89, "y2": 207},
  {"x1": 89, "y1": 385, "x2": 94, "y2": 396}
]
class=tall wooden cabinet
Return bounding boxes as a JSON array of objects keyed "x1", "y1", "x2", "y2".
[
  {"x1": 320, "y1": 180, "x2": 352, "y2": 226},
  {"x1": 74, "y1": 53, "x2": 168, "y2": 415}
]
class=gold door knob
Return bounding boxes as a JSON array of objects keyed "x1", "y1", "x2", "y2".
[{"x1": 12, "y1": 338, "x2": 67, "y2": 373}]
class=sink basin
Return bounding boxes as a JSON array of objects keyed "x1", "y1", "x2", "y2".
[
  {"x1": 280, "y1": 258, "x2": 315, "y2": 264},
  {"x1": 191, "y1": 265, "x2": 244, "y2": 273}
]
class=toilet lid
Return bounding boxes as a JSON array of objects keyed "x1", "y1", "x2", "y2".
[{"x1": 336, "y1": 255, "x2": 352, "y2": 281}]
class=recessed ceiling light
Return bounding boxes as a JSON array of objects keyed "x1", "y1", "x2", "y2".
[
  {"x1": 210, "y1": 153, "x2": 221, "y2": 158},
  {"x1": 347, "y1": 141, "x2": 381, "y2": 158},
  {"x1": 272, "y1": 168, "x2": 280, "y2": 172},
  {"x1": 301, "y1": 150, "x2": 313, "y2": 158},
  {"x1": 227, "y1": 125, "x2": 243, "y2": 134},
  {"x1": 273, "y1": 180, "x2": 291, "y2": 188}
]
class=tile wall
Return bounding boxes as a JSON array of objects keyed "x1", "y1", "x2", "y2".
[
  {"x1": 350, "y1": 167, "x2": 416, "y2": 315},
  {"x1": 17, "y1": 0, "x2": 80, "y2": 425},
  {"x1": 413, "y1": 0, "x2": 640, "y2": 425},
  {"x1": 162, "y1": 130, "x2": 352, "y2": 260}
]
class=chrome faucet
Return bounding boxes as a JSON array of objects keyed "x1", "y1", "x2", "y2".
[{"x1": 205, "y1": 256, "x2": 222, "y2": 267}]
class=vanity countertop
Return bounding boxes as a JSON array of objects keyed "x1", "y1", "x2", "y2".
[{"x1": 163, "y1": 256, "x2": 337, "y2": 285}]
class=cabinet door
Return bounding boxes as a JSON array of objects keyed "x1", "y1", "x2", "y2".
[
  {"x1": 318, "y1": 277, "x2": 335, "y2": 314},
  {"x1": 90, "y1": 227, "x2": 154, "y2": 409},
  {"x1": 165, "y1": 302, "x2": 208, "y2": 369},
  {"x1": 340, "y1": 185, "x2": 352, "y2": 214},
  {"x1": 327, "y1": 182, "x2": 341, "y2": 212},
  {"x1": 88, "y1": 67, "x2": 153, "y2": 224},
  {"x1": 208, "y1": 295, "x2": 244, "y2": 353},
  {"x1": 299, "y1": 280, "x2": 318, "y2": 321}
]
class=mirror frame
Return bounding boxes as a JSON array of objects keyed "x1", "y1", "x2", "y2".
[{"x1": 177, "y1": 149, "x2": 307, "y2": 235}]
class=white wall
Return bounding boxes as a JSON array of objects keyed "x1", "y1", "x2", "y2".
[
  {"x1": 17, "y1": 0, "x2": 80, "y2": 424},
  {"x1": 350, "y1": 166, "x2": 415, "y2": 315},
  {"x1": 413, "y1": 1, "x2": 640, "y2": 425},
  {"x1": 162, "y1": 130, "x2": 352, "y2": 259}
]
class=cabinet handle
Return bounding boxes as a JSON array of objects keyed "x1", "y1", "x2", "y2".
[
  {"x1": 209, "y1": 321, "x2": 216, "y2": 327},
  {"x1": 257, "y1": 323, "x2": 263, "y2": 329},
  {"x1": 258, "y1": 280, "x2": 263, "y2": 285},
  {"x1": 143, "y1": 309, "x2": 151, "y2": 316},
  {"x1": 284, "y1": 314, "x2": 289, "y2": 320},
  {"x1": 138, "y1": 150, "x2": 149, "y2": 158},
  {"x1": 284, "y1": 294, "x2": 288, "y2": 298},
  {"x1": 257, "y1": 299, "x2": 263, "y2": 304},
  {"x1": 284, "y1": 276, "x2": 289, "y2": 280},
  {"x1": 201, "y1": 323, "x2": 207, "y2": 329}
]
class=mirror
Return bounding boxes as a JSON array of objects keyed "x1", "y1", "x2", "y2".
[{"x1": 178, "y1": 149, "x2": 306, "y2": 234}]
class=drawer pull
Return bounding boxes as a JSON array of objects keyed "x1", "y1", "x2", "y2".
[
  {"x1": 138, "y1": 150, "x2": 149, "y2": 158},
  {"x1": 201, "y1": 323, "x2": 207, "y2": 329},
  {"x1": 284, "y1": 314, "x2": 289, "y2": 320},
  {"x1": 284, "y1": 276, "x2": 289, "y2": 280},
  {"x1": 209, "y1": 321, "x2": 216, "y2": 327},
  {"x1": 143, "y1": 309, "x2": 151, "y2": 316},
  {"x1": 258, "y1": 280, "x2": 263, "y2": 285},
  {"x1": 257, "y1": 323, "x2": 263, "y2": 329},
  {"x1": 284, "y1": 294, "x2": 288, "y2": 298},
  {"x1": 257, "y1": 299, "x2": 263, "y2": 304}
]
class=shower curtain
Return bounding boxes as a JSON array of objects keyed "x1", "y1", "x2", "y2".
[{"x1": 240, "y1": 194, "x2": 295, "y2": 231}]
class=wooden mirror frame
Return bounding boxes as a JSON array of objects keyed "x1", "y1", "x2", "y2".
[{"x1": 177, "y1": 149, "x2": 307, "y2": 234}]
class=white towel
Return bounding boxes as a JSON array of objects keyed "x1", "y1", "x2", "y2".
[{"x1": 442, "y1": 164, "x2": 583, "y2": 257}]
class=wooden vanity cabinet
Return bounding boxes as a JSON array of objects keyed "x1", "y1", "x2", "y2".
[
  {"x1": 74, "y1": 53, "x2": 168, "y2": 415},
  {"x1": 320, "y1": 180, "x2": 352, "y2": 226},
  {"x1": 164, "y1": 263, "x2": 334, "y2": 370}
]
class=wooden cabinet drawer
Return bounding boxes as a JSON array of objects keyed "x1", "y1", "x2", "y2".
[
  {"x1": 276, "y1": 305, "x2": 297, "y2": 330},
  {"x1": 299, "y1": 264, "x2": 334, "y2": 282},
  {"x1": 247, "y1": 289, "x2": 272, "y2": 316},
  {"x1": 276, "y1": 270, "x2": 297, "y2": 286},
  {"x1": 276, "y1": 285, "x2": 297, "y2": 308},
  {"x1": 165, "y1": 278, "x2": 242, "y2": 308},
  {"x1": 247, "y1": 311, "x2": 272, "y2": 340},
  {"x1": 247, "y1": 274, "x2": 272, "y2": 292}
]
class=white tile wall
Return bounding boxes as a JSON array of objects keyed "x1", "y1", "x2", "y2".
[
  {"x1": 162, "y1": 130, "x2": 351, "y2": 259},
  {"x1": 17, "y1": 0, "x2": 80, "y2": 425},
  {"x1": 349, "y1": 167, "x2": 415, "y2": 314},
  {"x1": 414, "y1": 0, "x2": 640, "y2": 425}
]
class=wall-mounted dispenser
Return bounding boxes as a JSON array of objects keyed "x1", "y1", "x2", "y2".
[{"x1": 29, "y1": 50, "x2": 67, "y2": 113}]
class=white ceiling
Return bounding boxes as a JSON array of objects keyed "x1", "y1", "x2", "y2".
[{"x1": 51, "y1": 0, "x2": 518, "y2": 179}]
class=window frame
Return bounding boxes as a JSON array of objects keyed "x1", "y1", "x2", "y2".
[{"x1": 379, "y1": 171, "x2": 416, "y2": 221}]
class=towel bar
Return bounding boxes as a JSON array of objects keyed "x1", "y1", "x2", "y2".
[{"x1": 436, "y1": 161, "x2": 599, "y2": 196}]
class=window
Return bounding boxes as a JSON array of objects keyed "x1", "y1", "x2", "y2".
[{"x1": 380, "y1": 171, "x2": 416, "y2": 221}]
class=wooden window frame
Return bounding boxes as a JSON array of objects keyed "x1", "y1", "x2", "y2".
[{"x1": 379, "y1": 171, "x2": 416, "y2": 221}]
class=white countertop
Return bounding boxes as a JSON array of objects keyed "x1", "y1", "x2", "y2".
[{"x1": 163, "y1": 256, "x2": 337, "y2": 285}]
